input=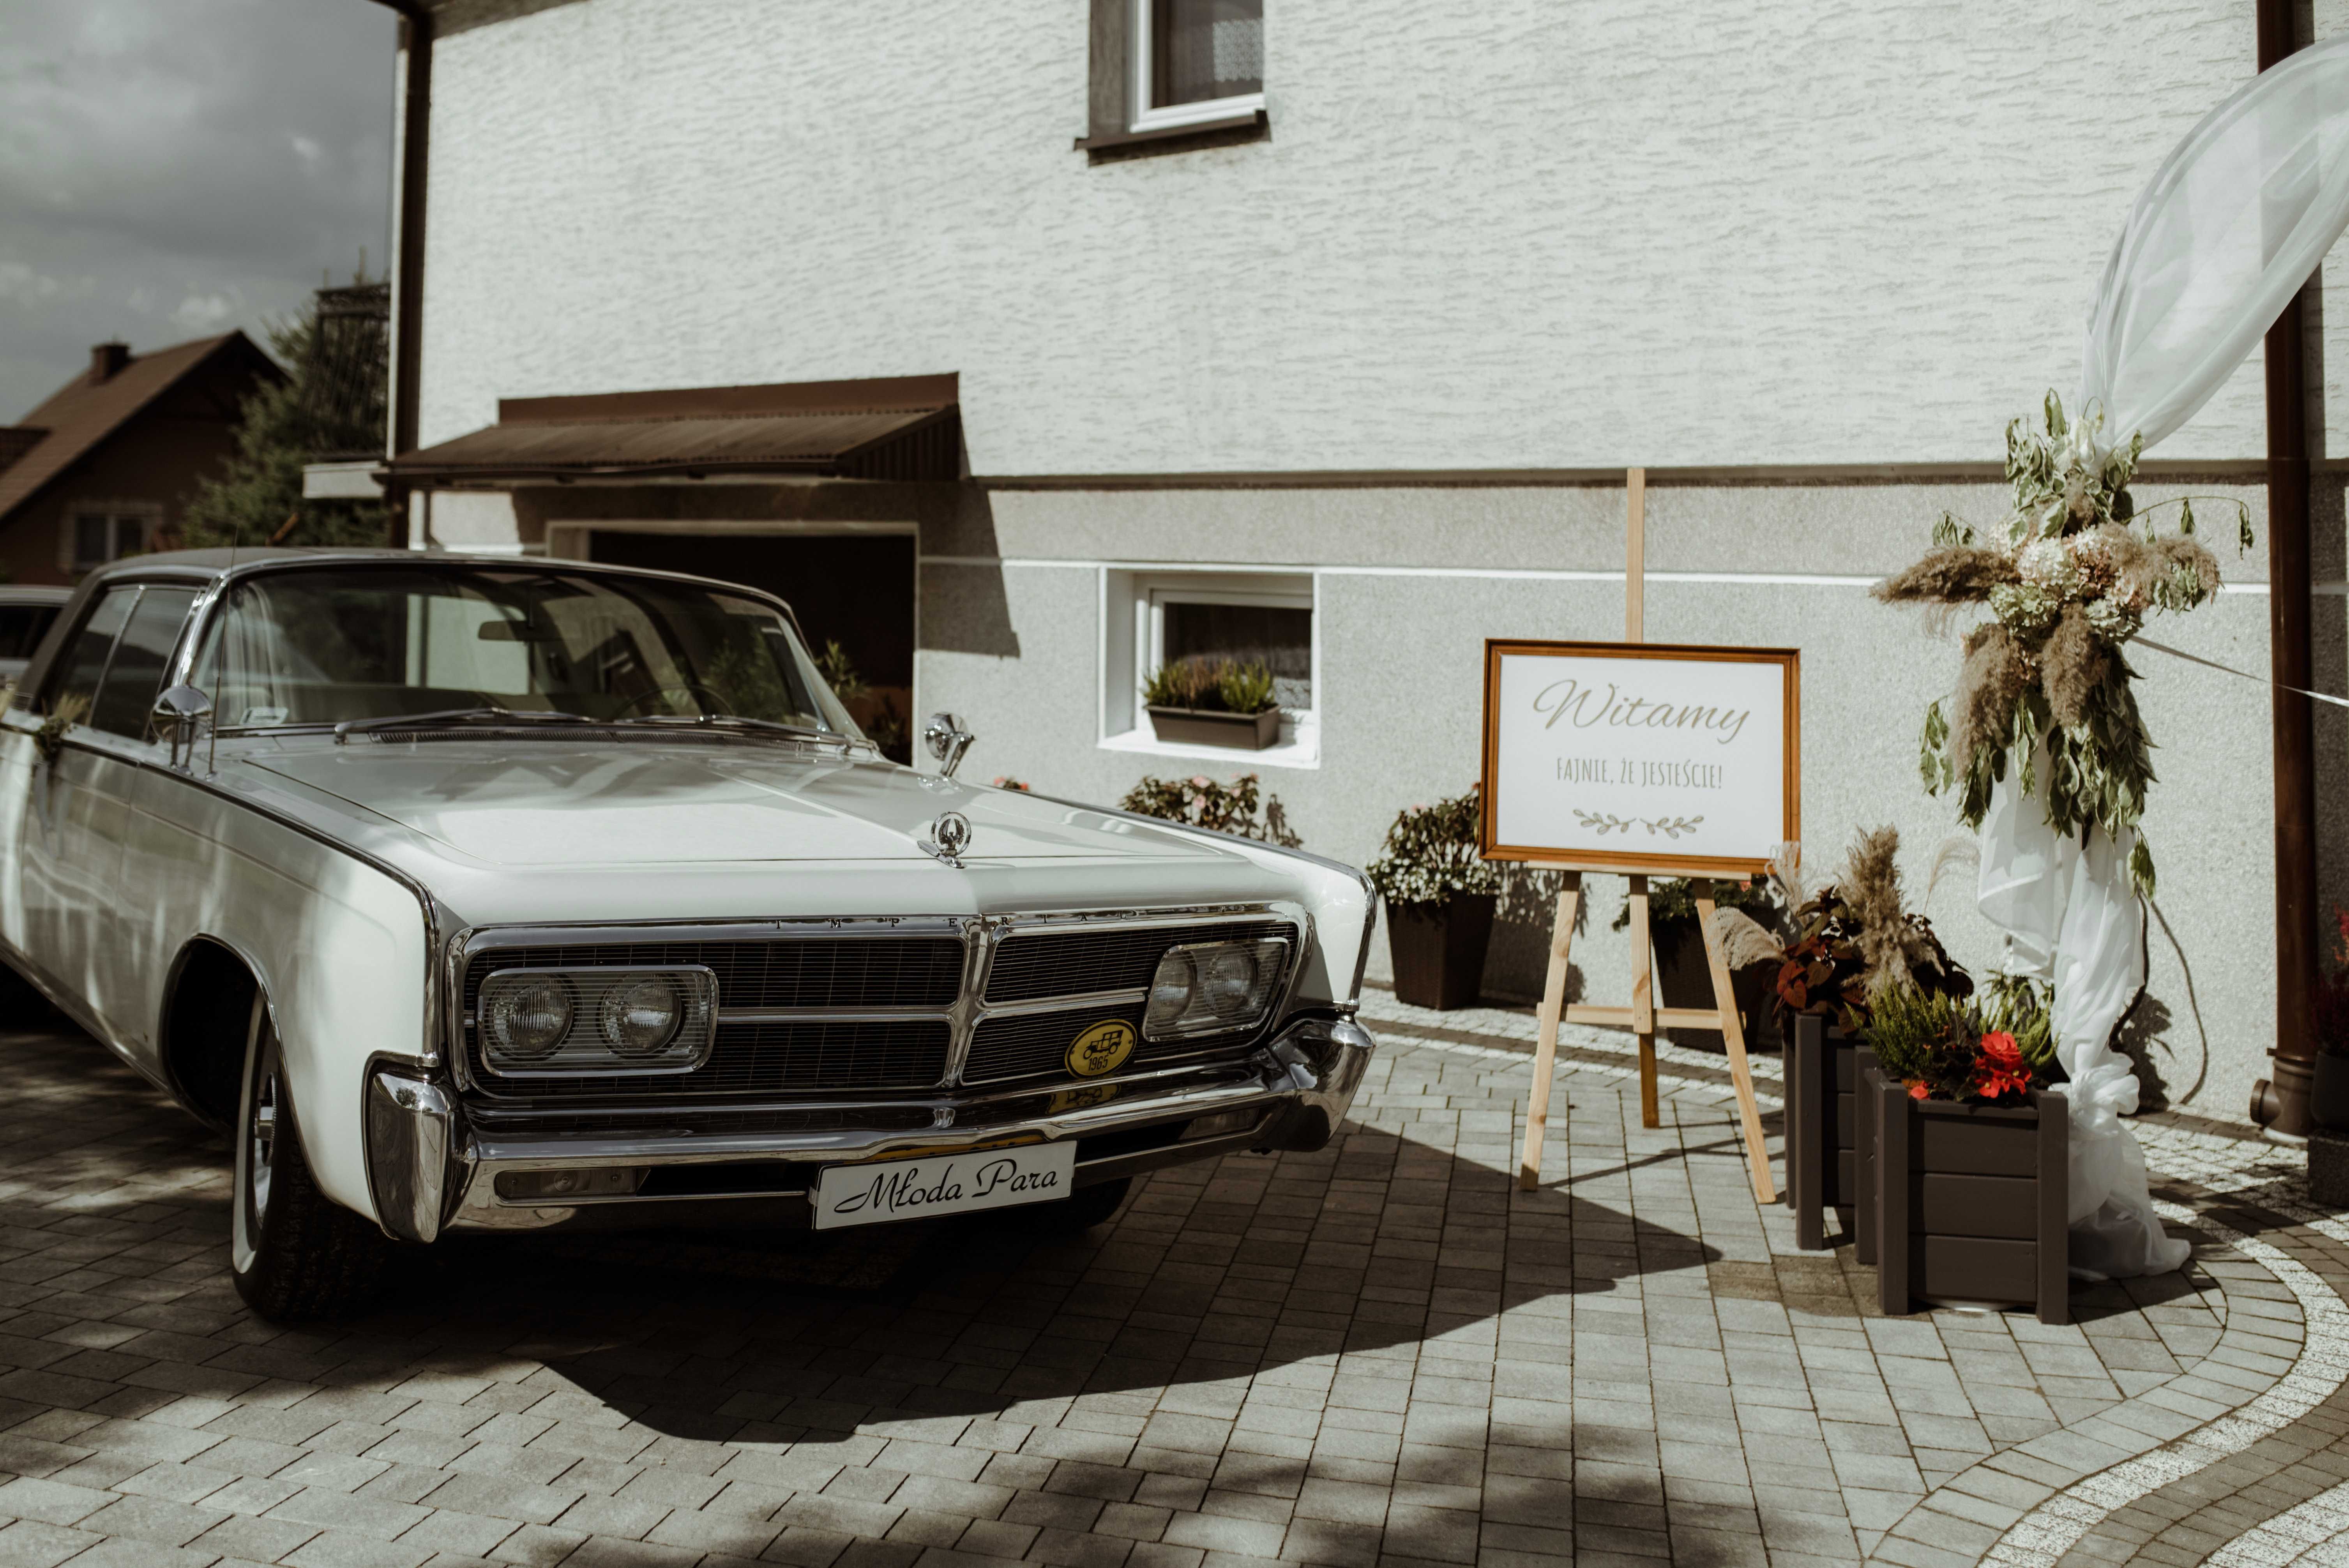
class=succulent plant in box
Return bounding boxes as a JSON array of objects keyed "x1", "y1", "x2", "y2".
[{"x1": 1143, "y1": 657, "x2": 1282, "y2": 750}]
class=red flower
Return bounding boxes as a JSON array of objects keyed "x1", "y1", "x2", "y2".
[
  {"x1": 1978, "y1": 1031, "x2": 2023, "y2": 1072},
  {"x1": 1908, "y1": 1080, "x2": 1929, "y2": 1100},
  {"x1": 1972, "y1": 1031, "x2": 2031, "y2": 1102}
]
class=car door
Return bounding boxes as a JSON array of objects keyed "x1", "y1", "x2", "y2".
[{"x1": 16, "y1": 582, "x2": 197, "y2": 1049}]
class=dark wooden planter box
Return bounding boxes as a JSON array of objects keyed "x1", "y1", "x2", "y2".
[
  {"x1": 1863, "y1": 1065, "x2": 2070, "y2": 1324},
  {"x1": 1787, "y1": 1013, "x2": 1875, "y2": 1252},
  {"x1": 1654, "y1": 922, "x2": 1779, "y2": 1055},
  {"x1": 1386, "y1": 894, "x2": 1496, "y2": 1011},
  {"x1": 1146, "y1": 706, "x2": 1280, "y2": 750}
]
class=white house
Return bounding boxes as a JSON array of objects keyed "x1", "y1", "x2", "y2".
[{"x1": 379, "y1": 0, "x2": 2349, "y2": 1127}]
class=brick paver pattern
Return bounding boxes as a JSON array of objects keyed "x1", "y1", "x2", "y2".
[{"x1": 0, "y1": 988, "x2": 2337, "y2": 1568}]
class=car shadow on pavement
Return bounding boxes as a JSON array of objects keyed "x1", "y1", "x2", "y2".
[{"x1": 0, "y1": 1004, "x2": 1712, "y2": 1481}]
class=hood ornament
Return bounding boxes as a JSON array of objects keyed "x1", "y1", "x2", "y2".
[{"x1": 921, "y1": 810, "x2": 972, "y2": 868}]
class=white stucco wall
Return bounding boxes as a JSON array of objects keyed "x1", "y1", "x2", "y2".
[{"x1": 417, "y1": 0, "x2": 2282, "y2": 471}]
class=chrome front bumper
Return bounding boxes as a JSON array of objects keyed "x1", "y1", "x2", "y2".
[{"x1": 364, "y1": 1014, "x2": 1375, "y2": 1242}]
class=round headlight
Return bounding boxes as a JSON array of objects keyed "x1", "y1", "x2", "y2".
[
  {"x1": 1149, "y1": 951, "x2": 1197, "y2": 1019},
  {"x1": 600, "y1": 977, "x2": 682, "y2": 1057},
  {"x1": 487, "y1": 976, "x2": 573, "y2": 1061},
  {"x1": 1199, "y1": 945, "x2": 1261, "y2": 1019}
]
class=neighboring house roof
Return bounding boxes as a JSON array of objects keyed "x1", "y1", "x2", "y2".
[{"x1": 0, "y1": 333, "x2": 281, "y2": 526}]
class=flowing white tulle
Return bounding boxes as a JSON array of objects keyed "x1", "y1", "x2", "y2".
[{"x1": 1976, "y1": 35, "x2": 2349, "y2": 1280}]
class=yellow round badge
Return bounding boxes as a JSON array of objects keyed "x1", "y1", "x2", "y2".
[{"x1": 1065, "y1": 1019, "x2": 1137, "y2": 1079}]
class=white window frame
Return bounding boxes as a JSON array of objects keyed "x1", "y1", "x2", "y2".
[
  {"x1": 1099, "y1": 567, "x2": 1319, "y2": 769},
  {"x1": 61, "y1": 501, "x2": 162, "y2": 575},
  {"x1": 1129, "y1": 0, "x2": 1265, "y2": 134}
]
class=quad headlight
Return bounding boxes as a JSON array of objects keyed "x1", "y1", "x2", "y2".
[
  {"x1": 476, "y1": 966, "x2": 717, "y2": 1075},
  {"x1": 1143, "y1": 936, "x2": 1291, "y2": 1041}
]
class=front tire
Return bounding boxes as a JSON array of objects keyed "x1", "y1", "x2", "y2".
[{"x1": 230, "y1": 1002, "x2": 387, "y2": 1320}]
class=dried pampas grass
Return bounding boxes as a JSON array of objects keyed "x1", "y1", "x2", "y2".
[
  {"x1": 1705, "y1": 907, "x2": 1786, "y2": 970},
  {"x1": 1950, "y1": 622, "x2": 2031, "y2": 778},
  {"x1": 1922, "y1": 834, "x2": 1980, "y2": 908},
  {"x1": 2040, "y1": 603, "x2": 2109, "y2": 728},
  {"x1": 1873, "y1": 547, "x2": 2019, "y2": 606}
]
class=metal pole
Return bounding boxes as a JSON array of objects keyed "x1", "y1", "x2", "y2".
[
  {"x1": 2252, "y1": 0, "x2": 2318, "y2": 1133},
  {"x1": 366, "y1": 0, "x2": 431, "y2": 549}
]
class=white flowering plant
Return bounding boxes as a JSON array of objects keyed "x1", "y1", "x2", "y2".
[
  {"x1": 1876, "y1": 394, "x2": 2243, "y2": 895},
  {"x1": 1365, "y1": 789, "x2": 1503, "y2": 909}
]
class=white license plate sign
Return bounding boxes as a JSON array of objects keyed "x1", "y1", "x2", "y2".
[{"x1": 812, "y1": 1141, "x2": 1077, "y2": 1230}]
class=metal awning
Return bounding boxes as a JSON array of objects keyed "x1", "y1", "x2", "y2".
[{"x1": 385, "y1": 373, "x2": 961, "y2": 484}]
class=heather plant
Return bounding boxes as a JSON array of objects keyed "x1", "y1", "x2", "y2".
[
  {"x1": 1864, "y1": 979, "x2": 2051, "y2": 1104},
  {"x1": 1364, "y1": 789, "x2": 1501, "y2": 910}
]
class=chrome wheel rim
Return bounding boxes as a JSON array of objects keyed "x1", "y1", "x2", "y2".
[{"x1": 247, "y1": 1062, "x2": 277, "y2": 1228}]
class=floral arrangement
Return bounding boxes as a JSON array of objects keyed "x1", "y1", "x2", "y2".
[
  {"x1": 1704, "y1": 829, "x2": 1969, "y2": 1028},
  {"x1": 1364, "y1": 789, "x2": 1503, "y2": 910},
  {"x1": 33, "y1": 692, "x2": 87, "y2": 766},
  {"x1": 1120, "y1": 772, "x2": 1300, "y2": 847},
  {"x1": 1143, "y1": 657, "x2": 1279, "y2": 716},
  {"x1": 1874, "y1": 395, "x2": 2242, "y2": 894},
  {"x1": 1864, "y1": 976, "x2": 2056, "y2": 1104}
]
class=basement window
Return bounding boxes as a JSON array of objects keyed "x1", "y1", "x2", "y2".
[
  {"x1": 1131, "y1": 0, "x2": 1264, "y2": 132},
  {"x1": 1100, "y1": 569, "x2": 1318, "y2": 768}
]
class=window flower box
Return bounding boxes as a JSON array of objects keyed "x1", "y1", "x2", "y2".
[
  {"x1": 1787, "y1": 1013, "x2": 1876, "y2": 1253},
  {"x1": 1860, "y1": 1063, "x2": 2070, "y2": 1324},
  {"x1": 1145, "y1": 704, "x2": 1280, "y2": 750}
]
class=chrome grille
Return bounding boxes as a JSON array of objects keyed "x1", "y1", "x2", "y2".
[
  {"x1": 457, "y1": 913, "x2": 1297, "y2": 1102},
  {"x1": 470, "y1": 1020, "x2": 950, "y2": 1101}
]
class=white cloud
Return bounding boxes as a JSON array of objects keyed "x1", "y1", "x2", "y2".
[
  {"x1": 170, "y1": 291, "x2": 236, "y2": 332},
  {"x1": 0, "y1": 0, "x2": 395, "y2": 413}
]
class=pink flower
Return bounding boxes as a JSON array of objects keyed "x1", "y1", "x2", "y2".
[
  {"x1": 1908, "y1": 1081, "x2": 1930, "y2": 1101},
  {"x1": 1189, "y1": 776, "x2": 1212, "y2": 789}
]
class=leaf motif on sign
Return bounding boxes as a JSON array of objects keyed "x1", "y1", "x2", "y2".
[{"x1": 1573, "y1": 809, "x2": 1706, "y2": 839}]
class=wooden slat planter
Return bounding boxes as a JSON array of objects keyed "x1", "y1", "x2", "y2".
[
  {"x1": 1863, "y1": 1065, "x2": 2070, "y2": 1324},
  {"x1": 1787, "y1": 1014, "x2": 1878, "y2": 1252}
]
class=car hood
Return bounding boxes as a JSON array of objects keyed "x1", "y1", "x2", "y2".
[{"x1": 245, "y1": 741, "x2": 1222, "y2": 868}]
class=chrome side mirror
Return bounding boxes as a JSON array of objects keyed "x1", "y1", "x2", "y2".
[
  {"x1": 152, "y1": 685, "x2": 212, "y2": 772},
  {"x1": 922, "y1": 712, "x2": 974, "y2": 777}
]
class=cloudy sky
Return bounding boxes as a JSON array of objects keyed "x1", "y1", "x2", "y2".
[{"x1": 0, "y1": 0, "x2": 396, "y2": 420}]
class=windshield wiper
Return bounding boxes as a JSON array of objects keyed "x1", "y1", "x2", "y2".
[
  {"x1": 332, "y1": 707, "x2": 590, "y2": 745},
  {"x1": 615, "y1": 713, "x2": 854, "y2": 745}
]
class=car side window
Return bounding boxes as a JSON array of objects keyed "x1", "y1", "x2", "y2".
[
  {"x1": 89, "y1": 587, "x2": 199, "y2": 740},
  {"x1": 42, "y1": 587, "x2": 140, "y2": 721}
]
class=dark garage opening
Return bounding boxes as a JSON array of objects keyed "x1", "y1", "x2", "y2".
[{"x1": 589, "y1": 531, "x2": 915, "y2": 761}]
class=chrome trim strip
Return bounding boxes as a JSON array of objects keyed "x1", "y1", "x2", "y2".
[
  {"x1": 717, "y1": 1006, "x2": 955, "y2": 1025},
  {"x1": 968, "y1": 985, "x2": 1149, "y2": 1019}
]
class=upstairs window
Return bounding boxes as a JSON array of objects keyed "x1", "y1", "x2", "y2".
[{"x1": 1131, "y1": 0, "x2": 1263, "y2": 132}]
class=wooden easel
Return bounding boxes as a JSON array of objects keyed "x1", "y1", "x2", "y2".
[{"x1": 1514, "y1": 469, "x2": 1777, "y2": 1204}]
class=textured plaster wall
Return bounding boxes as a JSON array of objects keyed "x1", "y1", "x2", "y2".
[
  {"x1": 420, "y1": 0, "x2": 2282, "y2": 470},
  {"x1": 915, "y1": 477, "x2": 2286, "y2": 1123}
]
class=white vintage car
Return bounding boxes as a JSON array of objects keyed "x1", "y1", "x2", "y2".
[{"x1": 0, "y1": 551, "x2": 1375, "y2": 1318}]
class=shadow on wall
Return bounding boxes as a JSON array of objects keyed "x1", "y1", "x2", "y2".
[{"x1": 1481, "y1": 863, "x2": 1586, "y2": 1006}]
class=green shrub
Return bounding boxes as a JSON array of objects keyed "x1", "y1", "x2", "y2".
[
  {"x1": 1142, "y1": 657, "x2": 1278, "y2": 715},
  {"x1": 1120, "y1": 773, "x2": 1299, "y2": 847},
  {"x1": 1365, "y1": 789, "x2": 1502, "y2": 910}
]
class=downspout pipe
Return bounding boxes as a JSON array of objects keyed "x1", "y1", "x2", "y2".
[
  {"x1": 366, "y1": 0, "x2": 431, "y2": 549},
  {"x1": 2250, "y1": 0, "x2": 2320, "y2": 1134}
]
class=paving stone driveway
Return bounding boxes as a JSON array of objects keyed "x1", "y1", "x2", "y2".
[{"x1": 0, "y1": 991, "x2": 2340, "y2": 1568}]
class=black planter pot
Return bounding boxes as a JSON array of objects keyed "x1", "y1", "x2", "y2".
[
  {"x1": 2315, "y1": 1053, "x2": 2349, "y2": 1131},
  {"x1": 1863, "y1": 1065, "x2": 2071, "y2": 1324},
  {"x1": 1652, "y1": 921, "x2": 1779, "y2": 1055},
  {"x1": 1386, "y1": 894, "x2": 1497, "y2": 1011},
  {"x1": 1787, "y1": 1013, "x2": 1876, "y2": 1252}
]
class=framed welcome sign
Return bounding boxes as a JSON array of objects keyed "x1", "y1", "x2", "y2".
[{"x1": 1480, "y1": 639, "x2": 1800, "y2": 876}]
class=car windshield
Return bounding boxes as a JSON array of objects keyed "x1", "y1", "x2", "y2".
[{"x1": 190, "y1": 565, "x2": 863, "y2": 737}]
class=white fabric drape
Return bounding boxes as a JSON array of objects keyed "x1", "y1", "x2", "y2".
[{"x1": 1979, "y1": 34, "x2": 2349, "y2": 1280}]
